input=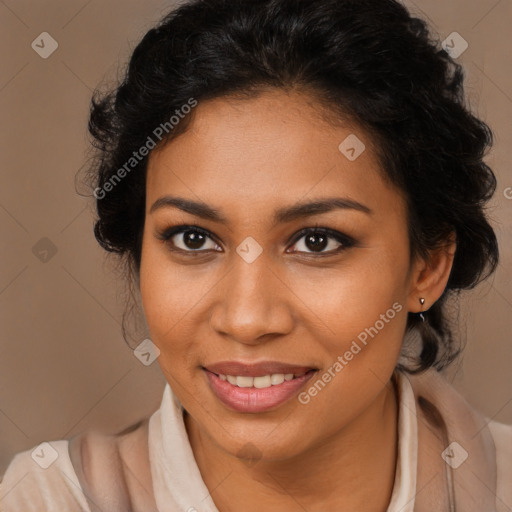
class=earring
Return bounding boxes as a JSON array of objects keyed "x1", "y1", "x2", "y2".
[{"x1": 419, "y1": 297, "x2": 426, "y2": 322}]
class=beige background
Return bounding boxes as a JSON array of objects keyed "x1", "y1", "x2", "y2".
[{"x1": 0, "y1": 0, "x2": 511, "y2": 474}]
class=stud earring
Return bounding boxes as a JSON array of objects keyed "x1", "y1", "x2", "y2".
[{"x1": 419, "y1": 297, "x2": 426, "y2": 322}]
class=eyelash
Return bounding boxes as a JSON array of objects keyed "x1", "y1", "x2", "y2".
[{"x1": 155, "y1": 224, "x2": 356, "y2": 257}]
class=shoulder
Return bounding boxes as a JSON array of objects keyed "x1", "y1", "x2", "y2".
[
  {"x1": 487, "y1": 419, "x2": 512, "y2": 509},
  {"x1": 67, "y1": 417, "x2": 157, "y2": 512},
  {"x1": 403, "y1": 369, "x2": 512, "y2": 509},
  {"x1": 489, "y1": 419, "x2": 512, "y2": 456},
  {"x1": 0, "y1": 418, "x2": 156, "y2": 512},
  {"x1": 0, "y1": 439, "x2": 92, "y2": 512}
]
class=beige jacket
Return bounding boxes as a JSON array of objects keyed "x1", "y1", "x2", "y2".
[{"x1": 1, "y1": 368, "x2": 511, "y2": 511}]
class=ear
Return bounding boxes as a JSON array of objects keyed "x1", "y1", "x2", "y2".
[{"x1": 407, "y1": 233, "x2": 456, "y2": 313}]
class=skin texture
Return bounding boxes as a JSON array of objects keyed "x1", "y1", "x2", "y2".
[{"x1": 139, "y1": 88, "x2": 456, "y2": 511}]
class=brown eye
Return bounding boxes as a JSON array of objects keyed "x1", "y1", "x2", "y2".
[
  {"x1": 175, "y1": 230, "x2": 209, "y2": 250},
  {"x1": 288, "y1": 228, "x2": 355, "y2": 255},
  {"x1": 157, "y1": 225, "x2": 222, "y2": 253}
]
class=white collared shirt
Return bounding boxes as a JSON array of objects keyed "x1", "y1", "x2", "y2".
[
  {"x1": 3, "y1": 371, "x2": 511, "y2": 511},
  {"x1": 148, "y1": 370, "x2": 418, "y2": 512}
]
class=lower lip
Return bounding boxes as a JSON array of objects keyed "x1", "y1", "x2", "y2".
[{"x1": 204, "y1": 369, "x2": 317, "y2": 413}]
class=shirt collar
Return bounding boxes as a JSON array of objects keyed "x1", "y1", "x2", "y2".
[
  {"x1": 150, "y1": 370, "x2": 418, "y2": 512},
  {"x1": 386, "y1": 370, "x2": 418, "y2": 512}
]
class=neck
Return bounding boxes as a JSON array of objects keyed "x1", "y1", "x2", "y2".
[{"x1": 185, "y1": 374, "x2": 399, "y2": 512}]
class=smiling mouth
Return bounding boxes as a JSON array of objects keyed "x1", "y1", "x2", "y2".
[
  {"x1": 207, "y1": 370, "x2": 316, "y2": 389},
  {"x1": 202, "y1": 363, "x2": 318, "y2": 413}
]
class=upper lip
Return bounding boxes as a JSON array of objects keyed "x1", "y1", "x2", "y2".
[{"x1": 203, "y1": 361, "x2": 317, "y2": 377}]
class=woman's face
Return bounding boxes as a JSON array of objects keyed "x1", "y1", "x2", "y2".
[{"x1": 140, "y1": 89, "x2": 418, "y2": 460}]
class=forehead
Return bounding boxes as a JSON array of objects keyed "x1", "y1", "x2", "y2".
[{"x1": 146, "y1": 89, "x2": 404, "y2": 220}]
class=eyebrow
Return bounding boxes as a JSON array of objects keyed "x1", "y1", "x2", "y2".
[{"x1": 149, "y1": 195, "x2": 372, "y2": 224}]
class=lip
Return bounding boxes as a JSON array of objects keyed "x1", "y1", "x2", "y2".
[
  {"x1": 204, "y1": 360, "x2": 317, "y2": 377},
  {"x1": 203, "y1": 363, "x2": 318, "y2": 413}
]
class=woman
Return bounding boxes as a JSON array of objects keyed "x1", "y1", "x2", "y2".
[{"x1": 1, "y1": 0, "x2": 510, "y2": 510}]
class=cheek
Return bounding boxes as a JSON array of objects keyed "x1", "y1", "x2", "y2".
[
  {"x1": 293, "y1": 246, "x2": 410, "y2": 389},
  {"x1": 293, "y1": 261, "x2": 408, "y2": 434},
  {"x1": 297, "y1": 250, "x2": 408, "y2": 336},
  {"x1": 139, "y1": 237, "x2": 185, "y2": 346},
  {"x1": 139, "y1": 237, "x2": 217, "y2": 364}
]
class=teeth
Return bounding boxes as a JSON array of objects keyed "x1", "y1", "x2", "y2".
[
  {"x1": 270, "y1": 374, "x2": 285, "y2": 385},
  {"x1": 236, "y1": 376, "x2": 253, "y2": 388},
  {"x1": 218, "y1": 372, "x2": 306, "y2": 389}
]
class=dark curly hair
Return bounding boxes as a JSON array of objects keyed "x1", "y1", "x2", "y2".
[{"x1": 86, "y1": 0, "x2": 499, "y2": 374}]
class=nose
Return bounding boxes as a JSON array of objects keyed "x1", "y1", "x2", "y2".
[{"x1": 208, "y1": 255, "x2": 294, "y2": 346}]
